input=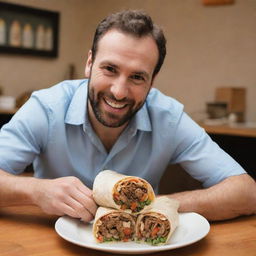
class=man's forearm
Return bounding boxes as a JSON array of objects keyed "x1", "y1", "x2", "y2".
[
  {"x1": 168, "y1": 174, "x2": 256, "y2": 221},
  {"x1": 0, "y1": 169, "x2": 37, "y2": 206},
  {"x1": 0, "y1": 169, "x2": 98, "y2": 221}
]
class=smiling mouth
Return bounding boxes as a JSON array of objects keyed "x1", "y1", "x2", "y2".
[{"x1": 104, "y1": 98, "x2": 128, "y2": 109}]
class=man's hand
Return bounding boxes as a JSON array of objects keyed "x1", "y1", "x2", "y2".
[
  {"x1": 31, "y1": 176, "x2": 98, "y2": 222},
  {"x1": 0, "y1": 169, "x2": 98, "y2": 222}
]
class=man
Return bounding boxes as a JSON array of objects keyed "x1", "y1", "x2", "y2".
[{"x1": 0, "y1": 10, "x2": 255, "y2": 222}]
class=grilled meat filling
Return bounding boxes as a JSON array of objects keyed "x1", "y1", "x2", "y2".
[
  {"x1": 137, "y1": 214, "x2": 170, "y2": 245},
  {"x1": 114, "y1": 179, "x2": 151, "y2": 212},
  {"x1": 96, "y1": 212, "x2": 136, "y2": 242}
]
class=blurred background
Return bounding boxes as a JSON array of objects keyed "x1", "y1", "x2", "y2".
[{"x1": 0, "y1": 0, "x2": 255, "y2": 122}]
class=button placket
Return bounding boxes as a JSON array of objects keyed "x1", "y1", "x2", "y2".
[{"x1": 83, "y1": 124, "x2": 107, "y2": 155}]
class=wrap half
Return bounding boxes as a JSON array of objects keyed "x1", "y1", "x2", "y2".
[
  {"x1": 93, "y1": 170, "x2": 155, "y2": 213},
  {"x1": 135, "y1": 197, "x2": 179, "y2": 245},
  {"x1": 93, "y1": 206, "x2": 136, "y2": 243}
]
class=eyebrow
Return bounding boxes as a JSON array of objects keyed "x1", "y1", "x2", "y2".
[
  {"x1": 100, "y1": 61, "x2": 118, "y2": 69},
  {"x1": 100, "y1": 61, "x2": 150, "y2": 81}
]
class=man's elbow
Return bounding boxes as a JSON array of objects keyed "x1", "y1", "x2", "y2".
[{"x1": 239, "y1": 174, "x2": 256, "y2": 216}]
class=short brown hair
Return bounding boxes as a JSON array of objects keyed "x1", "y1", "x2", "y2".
[{"x1": 91, "y1": 10, "x2": 166, "y2": 78}]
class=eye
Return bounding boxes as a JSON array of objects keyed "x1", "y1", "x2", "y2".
[
  {"x1": 104, "y1": 65, "x2": 116, "y2": 74},
  {"x1": 130, "y1": 74, "x2": 145, "y2": 84}
]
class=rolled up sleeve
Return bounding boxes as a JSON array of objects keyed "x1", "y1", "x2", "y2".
[
  {"x1": 0, "y1": 95, "x2": 49, "y2": 174},
  {"x1": 170, "y1": 112, "x2": 246, "y2": 187}
]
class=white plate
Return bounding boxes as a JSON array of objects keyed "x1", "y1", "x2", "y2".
[{"x1": 55, "y1": 212, "x2": 210, "y2": 254}]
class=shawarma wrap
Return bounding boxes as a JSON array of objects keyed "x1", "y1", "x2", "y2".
[
  {"x1": 93, "y1": 170, "x2": 155, "y2": 213},
  {"x1": 93, "y1": 206, "x2": 136, "y2": 243},
  {"x1": 135, "y1": 197, "x2": 179, "y2": 245}
]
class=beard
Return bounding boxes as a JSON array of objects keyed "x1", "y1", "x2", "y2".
[{"x1": 88, "y1": 83, "x2": 146, "y2": 128}]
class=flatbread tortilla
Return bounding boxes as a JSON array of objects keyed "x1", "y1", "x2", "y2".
[
  {"x1": 93, "y1": 206, "x2": 136, "y2": 243},
  {"x1": 135, "y1": 196, "x2": 179, "y2": 245},
  {"x1": 93, "y1": 170, "x2": 155, "y2": 213}
]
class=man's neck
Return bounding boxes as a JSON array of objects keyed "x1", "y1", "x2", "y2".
[{"x1": 88, "y1": 103, "x2": 128, "y2": 152}]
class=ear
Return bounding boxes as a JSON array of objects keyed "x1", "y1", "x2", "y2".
[
  {"x1": 151, "y1": 73, "x2": 158, "y2": 86},
  {"x1": 85, "y1": 50, "x2": 93, "y2": 78}
]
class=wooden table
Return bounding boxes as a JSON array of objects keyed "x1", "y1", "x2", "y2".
[
  {"x1": 0, "y1": 108, "x2": 18, "y2": 115},
  {"x1": 200, "y1": 123, "x2": 256, "y2": 138},
  {"x1": 0, "y1": 206, "x2": 255, "y2": 256}
]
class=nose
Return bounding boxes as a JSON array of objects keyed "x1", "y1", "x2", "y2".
[{"x1": 110, "y1": 76, "x2": 129, "y2": 100}]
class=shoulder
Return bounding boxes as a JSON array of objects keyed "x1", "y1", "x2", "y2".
[
  {"x1": 145, "y1": 88, "x2": 184, "y2": 125},
  {"x1": 31, "y1": 79, "x2": 86, "y2": 109}
]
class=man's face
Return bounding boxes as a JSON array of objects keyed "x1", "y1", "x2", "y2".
[{"x1": 85, "y1": 29, "x2": 159, "y2": 128}]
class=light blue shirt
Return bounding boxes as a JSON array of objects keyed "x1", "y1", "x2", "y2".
[{"x1": 0, "y1": 79, "x2": 245, "y2": 191}]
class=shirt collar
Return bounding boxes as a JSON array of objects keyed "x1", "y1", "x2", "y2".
[
  {"x1": 65, "y1": 80, "x2": 88, "y2": 125},
  {"x1": 65, "y1": 79, "x2": 152, "y2": 132},
  {"x1": 131, "y1": 102, "x2": 152, "y2": 132}
]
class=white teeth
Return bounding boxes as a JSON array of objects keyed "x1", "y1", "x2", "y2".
[{"x1": 105, "y1": 98, "x2": 126, "y2": 109}]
